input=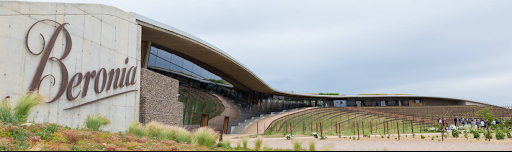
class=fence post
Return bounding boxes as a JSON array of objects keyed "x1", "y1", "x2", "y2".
[
  {"x1": 320, "y1": 123, "x2": 323, "y2": 138},
  {"x1": 403, "y1": 121, "x2": 405, "y2": 134},
  {"x1": 257, "y1": 121, "x2": 259, "y2": 136},
  {"x1": 397, "y1": 122, "x2": 400, "y2": 140},
  {"x1": 384, "y1": 121, "x2": 386, "y2": 137},
  {"x1": 290, "y1": 122, "x2": 293, "y2": 135},
  {"x1": 370, "y1": 122, "x2": 373, "y2": 134},
  {"x1": 362, "y1": 121, "x2": 365, "y2": 136},
  {"x1": 303, "y1": 122, "x2": 305, "y2": 134},
  {"x1": 357, "y1": 123, "x2": 360, "y2": 140},
  {"x1": 411, "y1": 120, "x2": 414, "y2": 135}
]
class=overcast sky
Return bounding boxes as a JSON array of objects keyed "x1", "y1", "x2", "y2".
[{"x1": 30, "y1": 0, "x2": 512, "y2": 106}]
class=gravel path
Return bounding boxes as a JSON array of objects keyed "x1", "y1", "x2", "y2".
[{"x1": 226, "y1": 134, "x2": 512, "y2": 151}]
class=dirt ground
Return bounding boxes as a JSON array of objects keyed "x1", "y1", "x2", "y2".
[
  {"x1": 241, "y1": 107, "x2": 315, "y2": 134},
  {"x1": 225, "y1": 133, "x2": 512, "y2": 151}
]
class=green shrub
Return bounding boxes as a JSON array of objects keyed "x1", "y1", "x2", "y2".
[
  {"x1": 217, "y1": 141, "x2": 227, "y2": 148},
  {"x1": 0, "y1": 93, "x2": 44, "y2": 125},
  {"x1": 84, "y1": 114, "x2": 110, "y2": 131},
  {"x1": 451, "y1": 131, "x2": 459, "y2": 138},
  {"x1": 483, "y1": 131, "x2": 492, "y2": 140},
  {"x1": 420, "y1": 135, "x2": 425, "y2": 139},
  {"x1": 175, "y1": 127, "x2": 191, "y2": 143},
  {"x1": 192, "y1": 127, "x2": 218, "y2": 148},
  {"x1": 159, "y1": 128, "x2": 175, "y2": 140},
  {"x1": 464, "y1": 130, "x2": 469, "y2": 140},
  {"x1": 292, "y1": 139, "x2": 301, "y2": 151},
  {"x1": 146, "y1": 121, "x2": 165, "y2": 137},
  {"x1": 504, "y1": 129, "x2": 511, "y2": 138},
  {"x1": 242, "y1": 137, "x2": 248, "y2": 149},
  {"x1": 225, "y1": 139, "x2": 231, "y2": 148},
  {"x1": 127, "y1": 121, "x2": 147, "y2": 137},
  {"x1": 473, "y1": 131, "x2": 480, "y2": 139},
  {"x1": 255, "y1": 136, "x2": 263, "y2": 151},
  {"x1": 308, "y1": 140, "x2": 315, "y2": 151},
  {"x1": 431, "y1": 136, "x2": 434, "y2": 140},
  {"x1": 14, "y1": 93, "x2": 44, "y2": 123},
  {"x1": 236, "y1": 140, "x2": 241, "y2": 148},
  {"x1": 496, "y1": 130, "x2": 505, "y2": 140}
]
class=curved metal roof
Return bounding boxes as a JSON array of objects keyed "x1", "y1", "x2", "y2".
[{"x1": 132, "y1": 13, "x2": 496, "y2": 107}]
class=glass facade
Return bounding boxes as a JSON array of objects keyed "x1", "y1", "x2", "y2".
[{"x1": 148, "y1": 46, "x2": 223, "y2": 82}]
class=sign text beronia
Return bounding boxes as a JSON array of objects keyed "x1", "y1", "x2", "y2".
[{"x1": 26, "y1": 19, "x2": 138, "y2": 110}]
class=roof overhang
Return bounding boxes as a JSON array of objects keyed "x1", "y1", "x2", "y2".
[{"x1": 132, "y1": 13, "x2": 497, "y2": 107}]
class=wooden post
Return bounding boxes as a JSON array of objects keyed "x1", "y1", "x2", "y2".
[
  {"x1": 403, "y1": 121, "x2": 405, "y2": 134},
  {"x1": 370, "y1": 122, "x2": 373, "y2": 134},
  {"x1": 290, "y1": 122, "x2": 293, "y2": 135},
  {"x1": 384, "y1": 121, "x2": 386, "y2": 136},
  {"x1": 353, "y1": 123, "x2": 356, "y2": 135},
  {"x1": 441, "y1": 122, "x2": 444, "y2": 141},
  {"x1": 331, "y1": 119, "x2": 333, "y2": 129},
  {"x1": 362, "y1": 121, "x2": 365, "y2": 136},
  {"x1": 487, "y1": 121, "x2": 491, "y2": 141},
  {"x1": 257, "y1": 121, "x2": 259, "y2": 136},
  {"x1": 397, "y1": 122, "x2": 400, "y2": 140},
  {"x1": 219, "y1": 131, "x2": 223, "y2": 141},
  {"x1": 311, "y1": 122, "x2": 313, "y2": 132},
  {"x1": 357, "y1": 123, "x2": 360, "y2": 140},
  {"x1": 320, "y1": 123, "x2": 324, "y2": 138},
  {"x1": 387, "y1": 121, "x2": 389, "y2": 134},
  {"x1": 411, "y1": 120, "x2": 414, "y2": 135},
  {"x1": 303, "y1": 122, "x2": 305, "y2": 134}
]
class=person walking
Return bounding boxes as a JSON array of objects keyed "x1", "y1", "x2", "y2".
[{"x1": 454, "y1": 117, "x2": 458, "y2": 127}]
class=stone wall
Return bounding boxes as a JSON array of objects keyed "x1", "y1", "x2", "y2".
[
  {"x1": 0, "y1": 1, "x2": 141, "y2": 132},
  {"x1": 140, "y1": 68, "x2": 183, "y2": 126}
]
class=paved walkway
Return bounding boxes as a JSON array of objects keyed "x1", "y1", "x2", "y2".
[{"x1": 241, "y1": 107, "x2": 315, "y2": 134}]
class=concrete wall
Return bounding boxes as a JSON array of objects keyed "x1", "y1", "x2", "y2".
[
  {"x1": 0, "y1": 2, "x2": 141, "y2": 132},
  {"x1": 140, "y1": 69, "x2": 183, "y2": 126}
]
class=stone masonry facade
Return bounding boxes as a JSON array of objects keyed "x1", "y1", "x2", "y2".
[{"x1": 140, "y1": 68, "x2": 183, "y2": 126}]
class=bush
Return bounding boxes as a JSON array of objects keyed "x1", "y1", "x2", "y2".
[
  {"x1": 483, "y1": 131, "x2": 492, "y2": 140},
  {"x1": 14, "y1": 93, "x2": 44, "y2": 123},
  {"x1": 504, "y1": 129, "x2": 511, "y2": 138},
  {"x1": 226, "y1": 139, "x2": 231, "y2": 148},
  {"x1": 464, "y1": 130, "x2": 469, "y2": 140},
  {"x1": 192, "y1": 127, "x2": 218, "y2": 148},
  {"x1": 127, "y1": 121, "x2": 147, "y2": 137},
  {"x1": 473, "y1": 131, "x2": 480, "y2": 139},
  {"x1": 255, "y1": 136, "x2": 263, "y2": 151},
  {"x1": 431, "y1": 136, "x2": 434, "y2": 140},
  {"x1": 496, "y1": 130, "x2": 505, "y2": 140},
  {"x1": 217, "y1": 141, "x2": 228, "y2": 148},
  {"x1": 420, "y1": 135, "x2": 425, "y2": 139},
  {"x1": 146, "y1": 121, "x2": 165, "y2": 137},
  {"x1": 242, "y1": 137, "x2": 248, "y2": 149},
  {"x1": 159, "y1": 128, "x2": 175, "y2": 140},
  {"x1": 0, "y1": 93, "x2": 44, "y2": 125},
  {"x1": 309, "y1": 140, "x2": 315, "y2": 151},
  {"x1": 236, "y1": 139, "x2": 241, "y2": 148},
  {"x1": 292, "y1": 139, "x2": 301, "y2": 151},
  {"x1": 175, "y1": 127, "x2": 192, "y2": 143},
  {"x1": 84, "y1": 114, "x2": 110, "y2": 131},
  {"x1": 451, "y1": 131, "x2": 459, "y2": 138},
  {"x1": 285, "y1": 134, "x2": 292, "y2": 140}
]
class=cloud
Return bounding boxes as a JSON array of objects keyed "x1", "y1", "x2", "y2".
[{"x1": 30, "y1": 0, "x2": 512, "y2": 105}]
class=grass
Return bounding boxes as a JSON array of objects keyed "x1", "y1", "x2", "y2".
[
  {"x1": 0, "y1": 93, "x2": 44, "y2": 125},
  {"x1": 192, "y1": 127, "x2": 218, "y2": 148},
  {"x1": 175, "y1": 127, "x2": 192, "y2": 143},
  {"x1": 255, "y1": 136, "x2": 263, "y2": 151},
  {"x1": 309, "y1": 139, "x2": 316, "y2": 151},
  {"x1": 242, "y1": 137, "x2": 249, "y2": 149},
  {"x1": 293, "y1": 139, "x2": 301, "y2": 151},
  {"x1": 84, "y1": 114, "x2": 110, "y2": 131},
  {"x1": 128, "y1": 121, "x2": 147, "y2": 137}
]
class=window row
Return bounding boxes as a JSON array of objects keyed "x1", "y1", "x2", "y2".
[{"x1": 147, "y1": 46, "x2": 222, "y2": 81}]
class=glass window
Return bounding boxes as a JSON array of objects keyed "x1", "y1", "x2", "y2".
[
  {"x1": 157, "y1": 49, "x2": 173, "y2": 61},
  {"x1": 155, "y1": 58, "x2": 170, "y2": 70},
  {"x1": 415, "y1": 100, "x2": 421, "y2": 103},
  {"x1": 148, "y1": 54, "x2": 157, "y2": 67},
  {"x1": 171, "y1": 54, "x2": 184, "y2": 67},
  {"x1": 150, "y1": 46, "x2": 159, "y2": 54},
  {"x1": 200, "y1": 69, "x2": 209, "y2": 79},
  {"x1": 170, "y1": 63, "x2": 182, "y2": 72},
  {"x1": 182, "y1": 60, "x2": 194, "y2": 74},
  {"x1": 192, "y1": 65, "x2": 202, "y2": 76}
]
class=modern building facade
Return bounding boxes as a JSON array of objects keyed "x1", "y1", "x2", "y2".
[{"x1": 0, "y1": 1, "x2": 494, "y2": 132}]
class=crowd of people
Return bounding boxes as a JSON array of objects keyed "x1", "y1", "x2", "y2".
[{"x1": 437, "y1": 117, "x2": 512, "y2": 130}]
